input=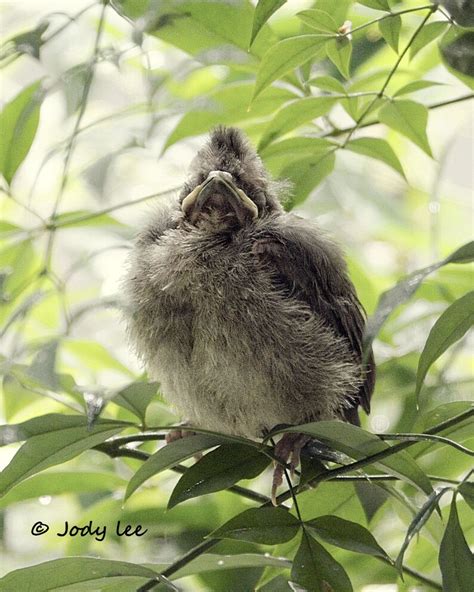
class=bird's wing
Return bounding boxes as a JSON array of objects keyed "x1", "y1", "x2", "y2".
[{"x1": 257, "y1": 214, "x2": 375, "y2": 424}]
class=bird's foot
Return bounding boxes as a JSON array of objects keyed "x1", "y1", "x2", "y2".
[
  {"x1": 271, "y1": 432, "x2": 311, "y2": 505},
  {"x1": 165, "y1": 426, "x2": 195, "y2": 444}
]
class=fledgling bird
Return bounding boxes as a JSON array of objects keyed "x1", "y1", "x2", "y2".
[{"x1": 124, "y1": 126, "x2": 375, "y2": 501}]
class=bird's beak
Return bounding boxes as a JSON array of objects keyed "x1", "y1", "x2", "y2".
[{"x1": 181, "y1": 170, "x2": 258, "y2": 225}]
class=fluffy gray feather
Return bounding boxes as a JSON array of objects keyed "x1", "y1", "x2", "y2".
[{"x1": 124, "y1": 127, "x2": 375, "y2": 438}]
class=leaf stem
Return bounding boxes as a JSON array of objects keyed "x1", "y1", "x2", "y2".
[
  {"x1": 345, "y1": 4, "x2": 436, "y2": 38},
  {"x1": 279, "y1": 407, "x2": 474, "y2": 502},
  {"x1": 342, "y1": 5, "x2": 436, "y2": 148},
  {"x1": 324, "y1": 93, "x2": 474, "y2": 139},
  {"x1": 20, "y1": 93, "x2": 473, "y2": 235},
  {"x1": 42, "y1": 0, "x2": 109, "y2": 270},
  {"x1": 50, "y1": 187, "x2": 181, "y2": 228},
  {"x1": 136, "y1": 408, "x2": 473, "y2": 590},
  {"x1": 94, "y1": 443, "x2": 273, "y2": 505},
  {"x1": 43, "y1": 1, "x2": 100, "y2": 44},
  {"x1": 378, "y1": 555, "x2": 442, "y2": 590},
  {"x1": 378, "y1": 433, "x2": 474, "y2": 456}
]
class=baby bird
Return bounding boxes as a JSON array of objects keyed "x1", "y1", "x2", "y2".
[{"x1": 124, "y1": 126, "x2": 375, "y2": 501}]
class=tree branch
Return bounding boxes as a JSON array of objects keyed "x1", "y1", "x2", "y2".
[
  {"x1": 50, "y1": 187, "x2": 181, "y2": 228},
  {"x1": 378, "y1": 432, "x2": 474, "y2": 456},
  {"x1": 42, "y1": 0, "x2": 109, "y2": 270},
  {"x1": 325, "y1": 93, "x2": 474, "y2": 139},
  {"x1": 137, "y1": 408, "x2": 473, "y2": 589},
  {"x1": 94, "y1": 443, "x2": 273, "y2": 506},
  {"x1": 344, "y1": 4, "x2": 437, "y2": 38},
  {"x1": 342, "y1": 5, "x2": 436, "y2": 147}
]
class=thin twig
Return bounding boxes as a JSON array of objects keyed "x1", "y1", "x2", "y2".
[
  {"x1": 50, "y1": 187, "x2": 181, "y2": 228},
  {"x1": 342, "y1": 4, "x2": 436, "y2": 147},
  {"x1": 12, "y1": 93, "x2": 472, "y2": 242},
  {"x1": 42, "y1": 0, "x2": 109, "y2": 269},
  {"x1": 276, "y1": 407, "x2": 474, "y2": 504},
  {"x1": 377, "y1": 555, "x2": 442, "y2": 590},
  {"x1": 345, "y1": 4, "x2": 436, "y2": 38},
  {"x1": 94, "y1": 443, "x2": 273, "y2": 505},
  {"x1": 324, "y1": 93, "x2": 474, "y2": 139},
  {"x1": 136, "y1": 409, "x2": 473, "y2": 589},
  {"x1": 42, "y1": 1, "x2": 100, "y2": 44},
  {"x1": 378, "y1": 433, "x2": 474, "y2": 456}
]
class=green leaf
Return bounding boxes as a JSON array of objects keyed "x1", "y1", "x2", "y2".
[
  {"x1": 259, "y1": 96, "x2": 337, "y2": 149},
  {"x1": 0, "y1": 420, "x2": 127, "y2": 496},
  {"x1": 175, "y1": 552, "x2": 291, "y2": 578},
  {"x1": 0, "y1": 554, "x2": 292, "y2": 590},
  {"x1": 308, "y1": 75, "x2": 346, "y2": 93},
  {"x1": 416, "y1": 292, "x2": 474, "y2": 397},
  {"x1": 2, "y1": 374, "x2": 38, "y2": 421},
  {"x1": 165, "y1": 82, "x2": 294, "y2": 149},
  {"x1": 315, "y1": 0, "x2": 352, "y2": 24},
  {"x1": 410, "y1": 21, "x2": 449, "y2": 60},
  {"x1": 292, "y1": 530, "x2": 353, "y2": 592},
  {"x1": 112, "y1": 381, "x2": 158, "y2": 423},
  {"x1": 297, "y1": 9, "x2": 338, "y2": 33},
  {"x1": 52, "y1": 210, "x2": 126, "y2": 229},
  {"x1": 27, "y1": 339, "x2": 59, "y2": 391},
  {"x1": 0, "y1": 413, "x2": 129, "y2": 445},
  {"x1": 250, "y1": 0, "x2": 287, "y2": 47},
  {"x1": 354, "y1": 480, "x2": 390, "y2": 522},
  {"x1": 439, "y1": 497, "x2": 474, "y2": 591},
  {"x1": 0, "y1": 221, "x2": 21, "y2": 235},
  {"x1": 0, "y1": 471, "x2": 126, "y2": 509},
  {"x1": 253, "y1": 35, "x2": 327, "y2": 101},
  {"x1": 357, "y1": 0, "x2": 390, "y2": 10},
  {"x1": 210, "y1": 507, "x2": 301, "y2": 544},
  {"x1": 378, "y1": 99, "x2": 432, "y2": 157},
  {"x1": 63, "y1": 339, "x2": 133, "y2": 376},
  {"x1": 0, "y1": 239, "x2": 37, "y2": 297},
  {"x1": 0, "y1": 81, "x2": 42, "y2": 185},
  {"x1": 258, "y1": 575, "x2": 294, "y2": 592},
  {"x1": 125, "y1": 434, "x2": 225, "y2": 500},
  {"x1": 4, "y1": 22, "x2": 49, "y2": 60},
  {"x1": 346, "y1": 137, "x2": 405, "y2": 179},
  {"x1": 61, "y1": 63, "x2": 89, "y2": 116},
  {"x1": 282, "y1": 150, "x2": 336, "y2": 209},
  {"x1": 168, "y1": 443, "x2": 271, "y2": 509},
  {"x1": 306, "y1": 515, "x2": 389, "y2": 559},
  {"x1": 365, "y1": 241, "x2": 474, "y2": 349},
  {"x1": 0, "y1": 558, "x2": 159, "y2": 592},
  {"x1": 447, "y1": 240, "x2": 474, "y2": 264},
  {"x1": 326, "y1": 36, "x2": 352, "y2": 79},
  {"x1": 261, "y1": 137, "x2": 334, "y2": 173},
  {"x1": 269, "y1": 421, "x2": 433, "y2": 496},
  {"x1": 379, "y1": 15, "x2": 401, "y2": 53},
  {"x1": 458, "y1": 482, "x2": 474, "y2": 510},
  {"x1": 116, "y1": 0, "x2": 276, "y2": 60},
  {"x1": 393, "y1": 80, "x2": 443, "y2": 97},
  {"x1": 395, "y1": 488, "x2": 450, "y2": 572}
]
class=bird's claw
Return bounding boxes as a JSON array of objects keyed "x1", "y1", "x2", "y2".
[
  {"x1": 166, "y1": 427, "x2": 202, "y2": 460},
  {"x1": 165, "y1": 427, "x2": 195, "y2": 444},
  {"x1": 272, "y1": 463, "x2": 284, "y2": 506},
  {"x1": 271, "y1": 432, "x2": 311, "y2": 505}
]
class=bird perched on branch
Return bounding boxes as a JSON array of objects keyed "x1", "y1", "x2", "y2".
[{"x1": 125, "y1": 126, "x2": 375, "y2": 502}]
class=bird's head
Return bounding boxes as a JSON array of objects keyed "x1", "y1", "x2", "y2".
[{"x1": 179, "y1": 126, "x2": 283, "y2": 230}]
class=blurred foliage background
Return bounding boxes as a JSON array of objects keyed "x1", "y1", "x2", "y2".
[{"x1": 0, "y1": 0, "x2": 473, "y2": 590}]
